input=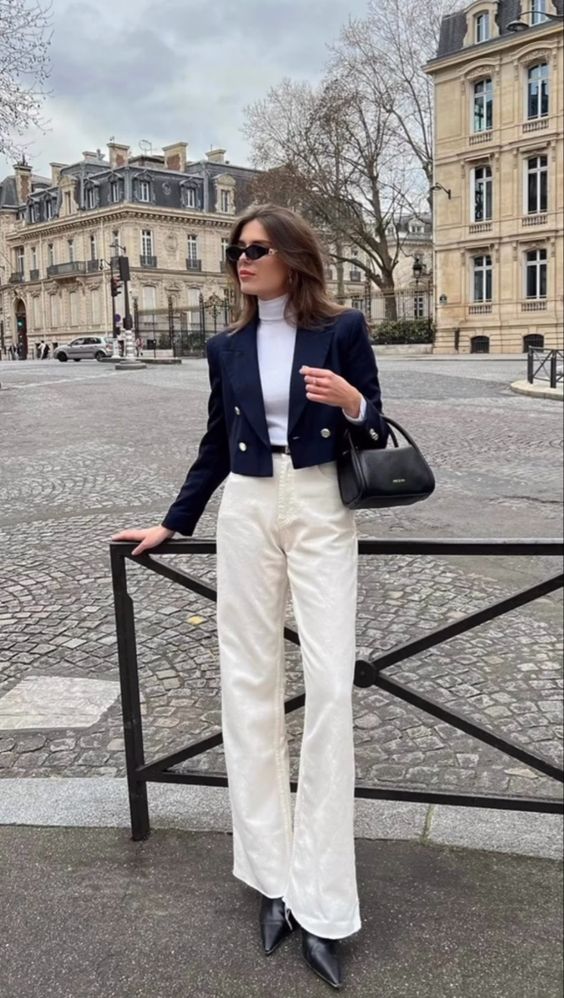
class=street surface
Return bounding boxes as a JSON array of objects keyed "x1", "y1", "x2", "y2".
[{"x1": 0, "y1": 357, "x2": 562, "y2": 800}]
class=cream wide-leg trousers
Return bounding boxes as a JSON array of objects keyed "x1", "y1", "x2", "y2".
[{"x1": 216, "y1": 453, "x2": 361, "y2": 939}]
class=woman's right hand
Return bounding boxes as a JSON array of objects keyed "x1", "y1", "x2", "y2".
[{"x1": 111, "y1": 525, "x2": 174, "y2": 557}]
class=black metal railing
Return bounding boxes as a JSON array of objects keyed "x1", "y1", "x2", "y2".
[
  {"x1": 110, "y1": 537, "x2": 564, "y2": 841},
  {"x1": 527, "y1": 347, "x2": 564, "y2": 388}
]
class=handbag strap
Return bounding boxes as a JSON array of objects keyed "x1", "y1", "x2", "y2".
[{"x1": 344, "y1": 415, "x2": 421, "y2": 453}]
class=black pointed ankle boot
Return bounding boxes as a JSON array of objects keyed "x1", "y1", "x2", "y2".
[
  {"x1": 301, "y1": 928, "x2": 343, "y2": 989},
  {"x1": 259, "y1": 896, "x2": 297, "y2": 955}
]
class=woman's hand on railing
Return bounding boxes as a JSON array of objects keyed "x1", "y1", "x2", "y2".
[{"x1": 111, "y1": 525, "x2": 174, "y2": 557}]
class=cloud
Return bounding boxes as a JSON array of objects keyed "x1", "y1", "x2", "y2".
[{"x1": 1, "y1": 0, "x2": 369, "y2": 176}]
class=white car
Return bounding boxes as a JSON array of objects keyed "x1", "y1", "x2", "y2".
[{"x1": 54, "y1": 336, "x2": 113, "y2": 362}]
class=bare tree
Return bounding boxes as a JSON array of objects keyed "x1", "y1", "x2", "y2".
[
  {"x1": 0, "y1": 0, "x2": 51, "y2": 162},
  {"x1": 245, "y1": 72, "x2": 414, "y2": 317},
  {"x1": 331, "y1": 0, "x2": 459, "y2": 207}
]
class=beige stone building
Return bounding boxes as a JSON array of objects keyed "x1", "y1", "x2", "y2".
[
  {"x1": 426, "y1": 0, "x2": 563, "y2": 353},
  {"x1": 0, "y1": 142, "x2": 257, "y2": 356}
]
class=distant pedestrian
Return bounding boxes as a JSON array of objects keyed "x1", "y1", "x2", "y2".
[
  {"x1": 36, "y1": 342, "x2": 43, "y2": 359},
  {"x1": 41, "y1": 341, "x2": 50, "y2": 360},
  {"x1": 135, "y1": 336, "x2": 144, "y2": 357}
]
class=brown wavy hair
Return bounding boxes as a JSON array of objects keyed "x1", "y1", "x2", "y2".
[{"x1": 225, "y1": 204, "x2": 347, "y2": 333}]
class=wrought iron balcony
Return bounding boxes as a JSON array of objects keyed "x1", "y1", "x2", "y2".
[
  {"x1": 46, "y1": 261, "x2": 86, "y2": 278},
  {"x1": 87, "y1": 259, "x2": 102, "y2": 272},
  {"x1": 29, "y1": 269, "x2": 40, "y2": 281},
  {"x1": 9, "y1": 272, "x2": 24, "y2": 284},
  {"x1": 140, "y1": 255, "x2": 157, "y2": 268},
  {"x1": 186, "y1": 258, "x2": 202, "y2": 271},
  {"x1": 349, "y1": 270, "x2": 362, "y2": 282}
]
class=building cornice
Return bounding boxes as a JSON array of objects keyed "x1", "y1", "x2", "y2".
[{"x1": 5, "y1": 204, "x2": 234, "y2": 244}]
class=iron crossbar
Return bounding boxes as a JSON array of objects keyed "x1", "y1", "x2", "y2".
[{"x1": 110, "y1": 538, "x2": 564, "y2": 840}]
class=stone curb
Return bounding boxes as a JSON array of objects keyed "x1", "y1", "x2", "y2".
[
  {"x1": 0, "y1": 778, "x2": 561, "y2": 860},
  {"x1": 510, "y1": 379, "x2": 563, "y2": 401},
  {"x1": 142, "y1": 358, "x2": 182, "y2": 365}
]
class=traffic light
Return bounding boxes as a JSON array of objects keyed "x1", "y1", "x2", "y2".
[{"x1": 110, "y1": 276, "x2": 122, "y2": 297}]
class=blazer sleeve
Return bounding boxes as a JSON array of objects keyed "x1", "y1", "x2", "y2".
[
  {"x1": 161, "y1": 337, "x2": 230, "y2": 535},
  {"x1": 340, "y1": 311, "x2": 389, "y2": 448}
]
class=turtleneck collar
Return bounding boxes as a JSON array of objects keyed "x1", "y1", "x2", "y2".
[{"x1": 257, "y1": 292, "x2": 291, "y2": 322}]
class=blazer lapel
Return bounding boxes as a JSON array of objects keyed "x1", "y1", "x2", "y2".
[
  {"x1": 288, "y1": 324, "x2": 334, "y2": 437},
  {"x1": 222, "y1": 317, "x2": 335, "y2": 445},
  {"x1": 222, "y1": 318, "x2": 271, "y2": 449}
]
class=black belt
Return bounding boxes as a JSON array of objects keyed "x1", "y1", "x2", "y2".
[{"x1": 271, "y1": 444, "x2": 290, "y2": 454}]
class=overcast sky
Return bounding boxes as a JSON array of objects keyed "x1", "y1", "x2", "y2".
[{"x1": 3, "y1": 0, "x2": 371, "y2": 179}]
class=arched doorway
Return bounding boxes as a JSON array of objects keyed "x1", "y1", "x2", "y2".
[
  {"x1": 470, "y1": 335, "x2": 490, "y2": 354},
  {"x1": 15, "y1": 298, "x2": 28, "y2": 359}
]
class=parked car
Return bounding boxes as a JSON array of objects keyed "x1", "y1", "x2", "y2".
[{"x1": 54, "y1": 336, "x2": 113, "y2": 362}]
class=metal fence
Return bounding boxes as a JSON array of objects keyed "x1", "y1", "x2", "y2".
[
  {"x1": 527, "y1": 348, "x2": 564, "y2": 389},
  {"x1": 110, "y1": 537, "x2": 563, "y2": 841},
  {"x1": 135, "y1": 287, "x2": 434, "y2": 357}
]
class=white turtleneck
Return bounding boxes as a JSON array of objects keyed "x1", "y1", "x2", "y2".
[{"x1": 256, "y1": 293, "x2": 366, "y2": 446}]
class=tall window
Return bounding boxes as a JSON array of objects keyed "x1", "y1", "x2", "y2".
[
  {"x1": 45, "y1": 198, "x2": 53, "y2": 220},
  {"x1": 85, "y1": 186, "x2": 96, "y2": 209},
  {"x1": 50, "y1": 293, "x2": 59, "y2": 328},
  {"x1": 526, "y1": 155, "x2": 548, "y2": 214},
  {"x1": 473, "y1": 79, "x2": 493, "y2": 132},
  {"x1": 473, "y1": 165, "x2": 493, "y2": 221},
  {"x1": 91, "y1": 288, "x2": 100, "y2": 325},
  {"x1": 221, "y1": 237, "x2": 229, "y2": 261},
  {"x1": 31, "y1": 247, "x2": 38, "y2": 271},
  {"x1": 475, "y1": 11, "x2": 490, "y2": 43},
  {"x1": 16, "y1": 247, "x2": 24, "y2": 275},
  {"x1": 111, "y1": 229, "x2": 120, "y2": 255},
  {"x1": 531, "y1": 0, "x2": 548, "y2": 24},
  {"x1": 525, "y1": 248, "x2": 547, "y2": 299},
  {"x1": 90, "y1": 234, "x2": 97, "y2": 260},
  {"x1": 413, "y1": 293, "x2": 425, "y2": 319},
  {"x1": 527, "y1": 64, "x2": 549, "y2": 119},
  {"x1": 138, "y1": 180, "x2": 151, "y2": 202},
  {"x1": 68, "y1": 238, "x2": 75, "y2": 263},
  {"x1": 110, "y1": 181, "x2": 120, "y2": 203},
  {"x1": 141, "y1": 229, "x2": 153, "y2": 258},
  {"x1": 47, "y1": 243, "x2": 54, "y2": 267},
  {"x1": 473, "y1": 254, "x2": 492, "y2": 302},
  {"x1": 142, "y1": 286, "x2": 156, "y2": 311},
  {"x1": 187, "y1": 235, "x2": 198, "y2": 263},
  {"x1": 185, "y1": 186, "x2": 197, "y2": 208},
  {"x1": 220, "y1": 189, "x2": 230, "y2": 212},
  {"x1": 69, "y1": 290, "x2": 79, "y2": 326}
]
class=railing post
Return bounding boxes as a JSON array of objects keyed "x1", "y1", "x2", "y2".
[
  {"x1": 110, "y1": 546, "x2": 150, "y2": 840},
  {"x1": 527, "y1": 347, "x2": 534, "y2": 384},
  {"x1": 549, "y1": 350, "x2": 557, "y2": 389}
]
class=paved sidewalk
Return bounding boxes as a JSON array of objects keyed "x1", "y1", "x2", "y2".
[
  {"x1": 510, "y1": 379, "x2": 564, "y2": 401},
  {"x1": 0, "y1": 824, "x2": 561, "y2": 998}
]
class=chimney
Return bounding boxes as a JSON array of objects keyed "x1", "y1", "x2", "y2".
[
  {"x1": 206, "y1": 148, "x2": 226, "y2": 164},
  {"x1": 163, "y1": 142, "x2": 188, "y2": 172},
  {"x1": 50, "y1": 162, "x2": 67, "y2": 186},
  {"x1": 13, "y1": 159, "x2": 32, "y2": 203},
  {"x1": 82, "y1": 150, "x2": 101, "y2": 162},
  {"x1": 107, "y1": 142, "x2": 130, "y2": 169}
]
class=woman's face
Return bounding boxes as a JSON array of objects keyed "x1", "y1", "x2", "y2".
[{"x1": 236, "y1": 219, "x2": 291, "y2": 301}]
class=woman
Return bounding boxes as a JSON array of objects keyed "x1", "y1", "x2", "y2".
[{"x1": 113, "y1": 204, "x2": 388, "y2": 990}]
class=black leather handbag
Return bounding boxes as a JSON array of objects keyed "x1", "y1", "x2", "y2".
[{"x1": 337, "y1": 417, "x2": 436, "y2": 509}]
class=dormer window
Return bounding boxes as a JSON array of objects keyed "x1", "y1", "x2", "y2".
[
  {"x1": 138, "y1": 179, "x2": 151, "y2": 202},
  {"x1": 110, "y1": 180, "x2": 121, "y2": 203},
  {"x1": 45, "y1": 198, "x2": 53, "y2": 220},
  {"x1": 220, "y1": 189, "x2": 230, "y2": 213},
  {"x1": 475, "y1": 11, "x2": 490, "y2": 43},
  {"x1": 186, "y1": 186, "x2": 198, "y2": 208},
  {"x1": 531, "y1": 0, "x2": 548, "y2": 24},
  {"x1": 85, "y1": 186, "x2": 96, "y2": 210}
]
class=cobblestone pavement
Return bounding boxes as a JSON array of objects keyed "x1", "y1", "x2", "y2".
[{"x1": 0, "y1": 357, "x2": 562, "y2": 802}]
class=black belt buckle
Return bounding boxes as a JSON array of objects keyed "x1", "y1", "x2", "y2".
[{"x1": 271, "y1": 444, "x2": 290, "y2": 454}]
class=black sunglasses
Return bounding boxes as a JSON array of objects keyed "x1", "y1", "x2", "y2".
[{"x1": 225, "y1": 243, "x2": 278, "y2": 263}]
